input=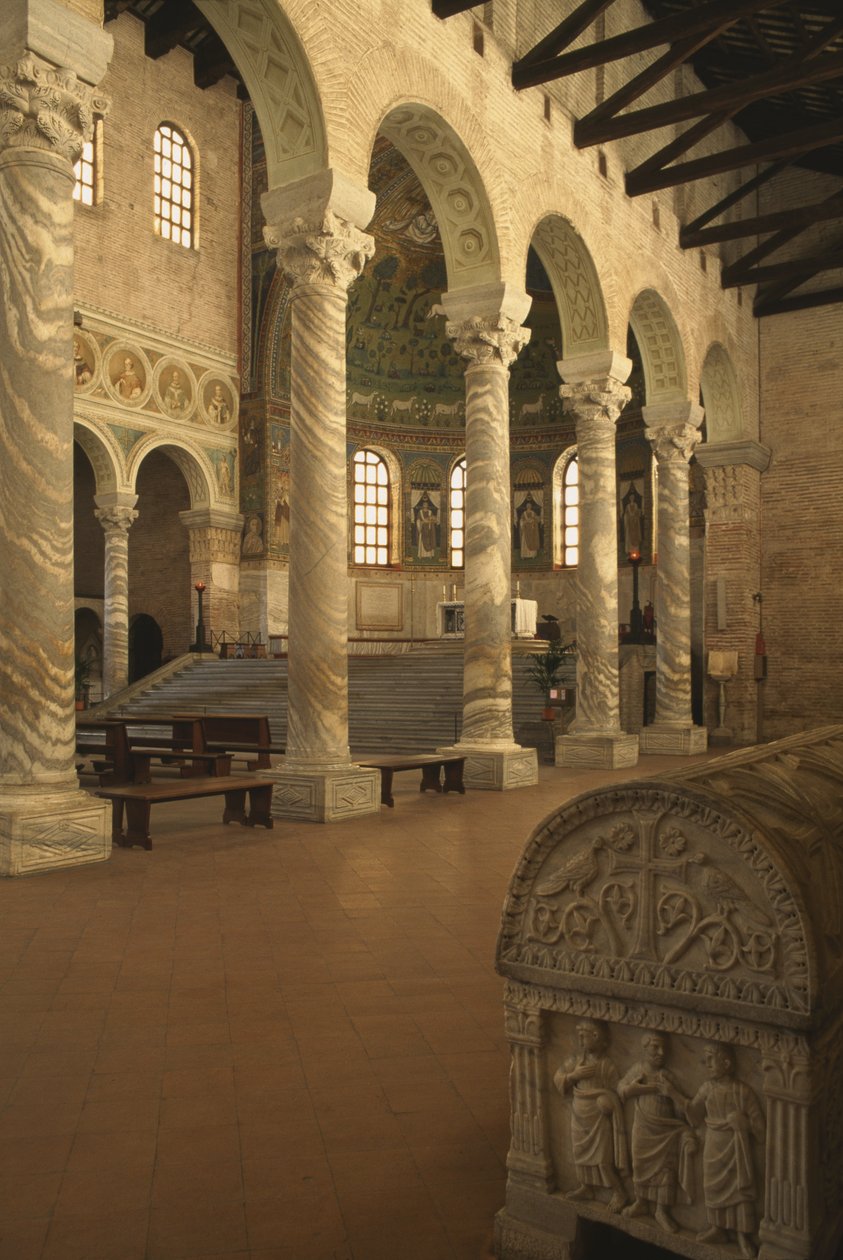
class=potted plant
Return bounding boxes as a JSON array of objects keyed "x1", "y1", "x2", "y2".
[
  {"x1": 526, "y1": 642, "x2": 569, "y2": 721},
  {"x1": 74, "y1": 656, "x2": 90, "y2": 711}
]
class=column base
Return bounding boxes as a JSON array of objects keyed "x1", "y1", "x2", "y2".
[
  {"x1": 494, "y1": 1195, "x2": 578, "y2": 1260},
  {"x1": 437, "y1": 744, "x2": 538, "y2": 791},
  {"x1": 639, "y1": 724, "x2": 708, "y2": 755},
  {"x1": 555, "y1": 732, "x2": 639, "y2": 769},
  {"x1": 264, "y1": 764, "x2": 380, "y2": 822},
  {"x1": 0, "y1": 785, "x2": 111, "y2": 877}
]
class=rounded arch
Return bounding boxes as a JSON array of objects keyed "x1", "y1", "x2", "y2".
[
  {"x1": 127, "y1": 436, "x2": 217, "y2": 509},
  {"x1": 552, "y1": 444, "x2": 579, "y2": 568},
  {"x1": 195, "y1": 0, "x2": 327, "y2": 188},
  {"x1": 73, "y1": 418, "x2": 125, "y2": 494},
  {"x1": 700, "y1": 342, "x2": 744, "y2": 443},
  {"x1": 349, "y1": 442, "x2": 402, "y2": 566},
  {"x1": 530, "y1": 215, "x2": 610, "y2": 359},
  {"x1": 628, "y1": 288, "x2": 688, "y2": 404},
  {"x1": 372, "y1": 102, "x2": 501, "y2": 292}
]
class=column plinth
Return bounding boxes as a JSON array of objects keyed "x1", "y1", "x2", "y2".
[
  {"x1": 436, "y1": 304, "x2": 537, "y2": 792},
  {"x1": 0, "y1": 47, "x2": 111, "y2": 874},
  {"x1": 640, "y1": 412, "x2": 708, "y2": 756},
  {"x1": 262, "y1": 181, "x2": 380, "y2": 821},
  {"x1": 555, "y1": 367, "x2": 638, "y2": 770}
]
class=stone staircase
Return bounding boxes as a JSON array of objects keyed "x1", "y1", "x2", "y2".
[{"x1": 107, "y1": 642, "x2": 576, "y2": 755}]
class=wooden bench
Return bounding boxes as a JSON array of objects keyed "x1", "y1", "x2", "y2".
[
  {"x1": 173, "y1": 713, "x2": 284, "y2": 770},
  {"x1": 354, "y1": 753, "x2": 466, "y2": 808},
  {"x1": 95, "y1": 775, "x2": 274, "y2": 850},
  {"x1": 78, "y1": 718, "x2": 231, "y2": 784},
  {"x1": 123, "y1": 717, "x2": 232, "y2": 780}
]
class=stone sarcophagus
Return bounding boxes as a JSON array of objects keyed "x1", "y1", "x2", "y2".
[{"x1": 494, "y1": 726, "x2": 843, "y2": 1260}]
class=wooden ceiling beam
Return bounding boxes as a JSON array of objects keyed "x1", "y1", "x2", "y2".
[
  {"x1": 193, "y1": 31, "x2": 237, "y2": 90},
  {"x1": 681, "y1": 193, "x2": 843, "y2": 246},
  {"x1": 145, "y1": 0, "x2": 206, "y2": 60},
  {"x1": 431, "y1": 1, "x2": 479, "y2": 16},
  {"x1": 626, "y1": 115, "x2": 843, "y2": 194},
  {"x1": 682, "y1": 161, "x2": 792, "y2": 233},
  {"x1": 577, "y1": 48, "x2": 843, "y2": 146},
  {"x1": 754, "y1": 285, "x2": 843, "y2": 316},
  {"x1": 512, "y1": 0, "x2": 790, "y2": 89},
  {"x1": 514, "y1": 0, "x2": 618, "y2": 70},
  {"x1": 721, "y1": 250, "x2": 843, "y2": 287}
]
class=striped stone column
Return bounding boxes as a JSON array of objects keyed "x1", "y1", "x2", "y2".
[
  {"x1": 640, "y1": 402, "x2": 708, "y2": 755},
  {"x1": 555, "y1": 354, "x2": 639, "y2": 769},
  {"x1": 95, "y1": 496, "x2": 138, "y2": 698},
  {"x1": 436, "y1": 289, "x2": 538, "y2": 791},
  {"x1": 0, "y1": 15, "x2": 113, "y2": 876},
  {"x1": 261, "y1": 170, "x2": 380, "y2": 821}
]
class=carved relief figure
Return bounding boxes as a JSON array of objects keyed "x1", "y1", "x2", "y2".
[
  {"x1": 241, "y1": 513, "x2": 264, "y2": 556},
  {"x1": 164, "y1": 368, "x2": 189, "y2": 415},
  {"x1": 618, "y1": 1033, "x2": 696, "y2": 1234},
  {"x1": 115, "y1": 355, "x2": 143, "y2": 400},
  {"x1": 554, "y1": 1019, "x2": 629, "y2": 1212},
  {"x1": 74, "y1": 338, "x2": 92, "y2": 387},
  {"x1": 208, "y1": 382, "x2": 231, "y2": 425},
  {"x1": 687, "y1": 1044, "x2": 765, "y2": 1259}
]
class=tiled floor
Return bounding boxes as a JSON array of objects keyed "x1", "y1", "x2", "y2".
[{"x1": 0, "y1": 754, "x2": 716, "y2": 1260}]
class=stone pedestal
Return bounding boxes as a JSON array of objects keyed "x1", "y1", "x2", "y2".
[
  {"x1": 179, "y1": 507, "x2": 244, "y2": 642},
  {"x1": 639, "y1": 404, "x2": 708, "y2": 757},
  {"x1": 262, "y1": 170, "x2": 380, "y2": 821},
  {"x1": 0, "y1": 10, "x2": 113, "y2": 875},
  {"x1": 555, "y1": 354, "x2": 638, "y2": 770},
  {"x1": 437, "y1": 284, "x2": 538, "y2": 792},
  {"x1": 95, "y1": 493, "x2": 137, "y2": 697}
]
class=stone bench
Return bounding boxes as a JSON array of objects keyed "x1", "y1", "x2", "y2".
[
  {"x1": 494, "y1": 725, "x2": 843, "y2": 1260},
  {"x1": 96, "y1": 775, "x2": 274, "y2": 850}
]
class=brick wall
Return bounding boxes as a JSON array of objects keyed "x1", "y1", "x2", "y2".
[
  {"x1": 74, "y1": 445, "x2": 105, "y2": 598},
  {"x1": 129, "y1": 451, "x2": 192, "y2": 657}
]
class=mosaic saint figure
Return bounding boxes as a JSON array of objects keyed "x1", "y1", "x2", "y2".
[
  {"x1": 412, "y1": 491, "x2": 439, "y2": 559},
  {"x1": 687, "y1": 1043, "x2": 765, "y2": 1259},
  {"x1": 241, "y1": 514, "x2": 264, "y2": 556},
  {"x1": 554, "y1": 1019, "x2": 629, "y2": 1213},
  {"x1": 517, "y1": 497, "x2": 542, "y2": 559},
  {"x1": 74, "y1": 338, "x2": 92, "y2": 387},
  {"x1": 622, "y1": 483, "x2": 645, "y2": 556},
  {"x1": 116, "y1": 355, "x2": 143, "y2": 400},
  {"x1": 164, "y1": 368, "x2": 189, "y2": 415},
  {"x1": 208, "y1": 382, "x2": 230, "y2": 425},
  {"x1": 618, "y1": 1033, "x2": 696, "y2": 1233}
]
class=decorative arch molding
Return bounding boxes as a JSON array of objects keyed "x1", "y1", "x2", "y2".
[
  {"x1": 629, "y1": 289, "x2": 688, "y2": 405},
  {"x1": 127, "y1": 436, "x2": 217, "y2": 510},
  {"x1": 73, "y1": 418, "x2": 125, "y2": 494},
  {"x1": 375, "y1": 102, "x2": 501, "y2": 291},
  {"x1": 531, "y1": 216, "x2": 609, "y2": 359},
  {"x1": 700, "y1": 342, "x2": 744, "y2": 443},
  {"x1": 195, "y1": 0, "x2": 327, "y2": 187}
]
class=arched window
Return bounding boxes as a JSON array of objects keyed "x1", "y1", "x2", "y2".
[
  {"x1": 562, "y1": 454, "x2": 579, "y2": 567},
  {"x1": 353, "y1": 449, "x2": 390, "y2": 565},
  {"x1": 153, "y1": 124, "x2": 194, "y2": 248},
  {"x1": 73, "y1": 119, "x2": 102, "y2": 206},
  {"x1": 450, "y1": 458, "x2": 466, "y2": 568}
]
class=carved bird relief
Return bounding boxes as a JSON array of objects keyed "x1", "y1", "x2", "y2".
[{"x1": 537, "y1": 837, "x2": 604, "y2": 898}]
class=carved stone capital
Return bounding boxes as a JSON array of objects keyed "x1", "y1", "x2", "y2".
[
  {"x1": 94, "y1": 504, "x2": 137, "y2": 535},
  {"x1": 266, "y1": 209, "x2": 374, "y2": 292},
  {"x1": 185, "y1": 525, "x2": 243, "y2": 566},
  {"x1": 560, "y1": 379, "x2": 630, "y2": 447},
  {"x1": 0, "y1": 54, "x2": 108, "y2": 162},
  {"x1": 646, "y1": 421, "x2": 701, "y2": 466},
  {"x1": 447, "y1": 314, "x2": 530, "y2": 368}
]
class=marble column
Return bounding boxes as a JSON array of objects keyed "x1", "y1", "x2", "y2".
[
  {"x1": 555, "y1": 353, "x2": 639, "y2": 769},
  {"x1": 261, "y1": 170, "x2": 380, "y2": 821},
  {"x1": 94, "y1": 493, "x2": 138, "y2": 698},
  {"x1": 639, "y1": 401, "x2": 708, "y2": 754},
  {"x1": 0, "y1": 3, "x2": 113, "y2": 875},
  {"x1": 179, "y1": 507, "x2": 244, "y2": 648},
  {"x1": 436, "y1": 285, "x2": 538, "y2": 791}
]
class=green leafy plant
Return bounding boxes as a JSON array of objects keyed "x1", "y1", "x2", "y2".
[{"x1": 526, "y1": 643, "x2": 569, "y2": 700}]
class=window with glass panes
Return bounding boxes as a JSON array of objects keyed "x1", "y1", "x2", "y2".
[
  {"x1": 450, "y1": 458, "x2": 466, "y2": 568},
  {"x1": 73, "y1": 133, "x2": 96, "y2": 206},
  {"x1": 353, "y1": 450, "x2": 390, "y2": 565},
  {"x1": 154, "y1": 124, "x2": 193, "y2": 248},
  {"x1": 563, "y1": 456, "x2": 579, "y2": 566}
]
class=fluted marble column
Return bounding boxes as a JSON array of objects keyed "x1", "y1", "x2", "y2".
[
  {"x1": 94, "y1": 494, "x2": 138, "y2": 698},
  {"x1": 261, "y1": 170, "x2": 380, "y2": 821},
  {"x1": 555, "y1": 353, "x2": 639, "y2": 769},
  {"x1": 436, "y1": 285, "x2": 538, "y2": 791},
  {"x1": 0, "y1": 6, "x2": 113, "y2": 875},
  {"x1": 639, "y1": 401, "x2": 708, "y2": 754}
]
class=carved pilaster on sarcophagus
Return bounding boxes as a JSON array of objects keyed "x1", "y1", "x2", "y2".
[
  {"x1": 758, "y1": 1034, "x2": 814, "y2": 1257},
  {"x1": 504, "y1": 996, "x2": 555, "y2": 1192}
]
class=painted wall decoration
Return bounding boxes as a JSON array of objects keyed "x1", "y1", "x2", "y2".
[
  {"x1": 513, "y1": 464, "x2": 547, "y2": 562},
  {"x1": 241, "y1": 512, "x2": 265, "y2": 556},
  {"x1": 209, "y1": 449, "x2": 236, "y2": 501}
]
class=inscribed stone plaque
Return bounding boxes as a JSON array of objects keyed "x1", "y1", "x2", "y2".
[{"x1": 356, "y1": 582, "x2": 403, "y2": 631}]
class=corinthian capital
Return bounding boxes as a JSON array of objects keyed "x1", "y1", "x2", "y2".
[
  {"x1": 95, "y1": 504, "x2": 137, "y2": 534},
  {"x1": 265, "y1": 209, "x2": 374, "y2": 292},
  {"x1": 560, "y1": 378, "x2": 630, "y2": 445},
  {"x1": 447, "y1": 314, "x2": 530, "y2": 369},
  {"x1": 0, "y1": 54, "x2": 108, "y2": 162},
  {"x1": 646, "y1": 422, "x2": 701, "y2": 465}
]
